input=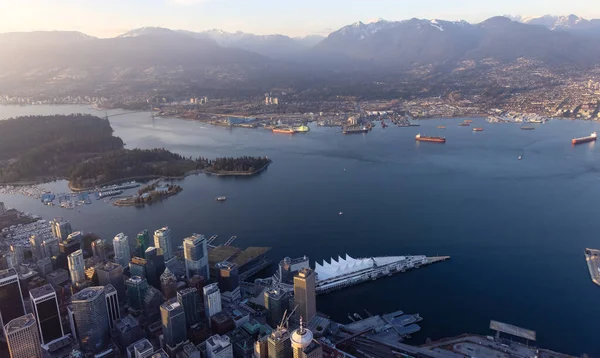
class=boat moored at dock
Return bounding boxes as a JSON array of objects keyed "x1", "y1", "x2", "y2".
[
  {"x1": 272, "y1": 127, "x2": 296, "y2": 134},
  {"x1": 572, "y1": 132, "x2": 597, "y2": 145},
  {"x1": 342, "y1": 126, "x2": 369, "y2": 134},
  {"x1": 415, "y1": 134, "x2": 446, "y2": 143}
]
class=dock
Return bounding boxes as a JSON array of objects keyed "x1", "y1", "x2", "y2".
[
  {"x1": 584, "y1": 248, "x2": 600, "y2": 286},
  {"x1": 425, "y1": 256, "x2": 451, "y2": 265}
]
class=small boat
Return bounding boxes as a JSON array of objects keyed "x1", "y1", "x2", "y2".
[
  {"x1": 518, "y1": 155, "x2": 522, "y2": 160},
  {"x1": 520, "y1": 126, "x2": 535, "y2": 130},
  {"x1": 339, "y1": 212, "x2": 343, "y2": 215},
  {"x1": 437, "y1": 126, "x2": 446, "y2": 129},
  {"x1": 459, "y1": 123, "x2": 470, "y2": 127},
  {"x1": 472, "y1": 128, "x2": 484, "y2": 132},
  {"x1": 216, "y1": 196, "x2": 227, "y2": 201},
  {"x1": 464, "y1": 120, "x2": 473, "y2": 123}
]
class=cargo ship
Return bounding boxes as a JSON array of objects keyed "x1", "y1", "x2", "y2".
[
  {"x1": 472, "y1": 127, "x2": 484, "y2": 132},
  {"x1": 415, "y1": 134, "x2": 446, "y2": 143},
  {"x1": 572, "y1": 132, "x2": 597, "y2": 145},
  {"x1": 520, "y1": 126, "x2": 535, "y2": 130},
  {"x1": 342, "y1": 126, "x2": 369, "y2": 134},
  {"x1": 459, "y1": 123, "x2": 470, "y2": 127},
  {"x1": 272, "y1": 128, "x2": 296, "y2": 134}
]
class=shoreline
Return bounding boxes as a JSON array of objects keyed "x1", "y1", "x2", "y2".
[
  {"x1": 68, "y1": 169, "x2": 203, "y2": 192},
  {"x1": 203, "y1": 160, "x2": 271, "y2": 177}
]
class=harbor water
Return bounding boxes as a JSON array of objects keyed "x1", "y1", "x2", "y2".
[{"x1": 1, "y1": 106, "x2": 599, "y2": 355}]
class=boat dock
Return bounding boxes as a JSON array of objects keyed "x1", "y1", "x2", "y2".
[
  {"x1": 584, "y1": 248, "x2": 600, "y2": 286},
  {"x1": 425, "y1": 256, "x2": 451, "y2": 265}
]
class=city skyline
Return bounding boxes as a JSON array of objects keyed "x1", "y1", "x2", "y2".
[{"x1": 0, "y1": 0, "x2": 598, "y2": 37}]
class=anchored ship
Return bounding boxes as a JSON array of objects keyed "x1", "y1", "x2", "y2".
[
  {"x1": 572, "y1": 132, "x2": 597, "y2": 145},
  {"x1": 342, "y1": 126, "x2": 369, "y2": 134},
  {"x1": 459, "y1": 123, "x2": 470, "y2": 127},
  {"x1": 520, "y1": 126, "x2": 535, "y2": 130},
  {"x1": 272, "y1": 128, "x2": 296, "y2": 134},
  {"x1": 472, "y1": 128, "x2": 484, "y2": 132},
  {"x1": 415, "y1": 134, "x2": 446, "y2": 143}
]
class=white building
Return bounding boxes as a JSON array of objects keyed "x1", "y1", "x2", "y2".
[
  {"x1": 203, "y1": 283, "x2": 222, "y2": 320},
  {"x1": 67, "y1": 250, "x2": 86, "y2": 286},
  {"x1": 183, "y1": 234, "x2": 209, "y2": 279},
  {"x1": 113, "y1": 233, "x2": 131, "y2": 268},
  {"x1": 206, "y1": 334, "x2": 233, "y2": 358},
  {"x1": 154, "y1": 227, "x2": 173, "y2": 261}
]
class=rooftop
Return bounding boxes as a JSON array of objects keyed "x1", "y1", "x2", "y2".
[
  {"x1": 232, "y1": 247, "x2": 271, "y2": 267},
  {"x1": 0, "y1": 267, "x2": 17, "y2": 280},
  {"x1": 72, "y1": 286, "x2": 104, "y2": 302},
  {"x1": 5, "y1": 313, "x2": 36, "y2": 333},
  {"x1": 29, "y1": 284, "x2": 56, "y2": 299},
  {"x1": 208, "y1": 246, "x2": 241, "y2": 265}
]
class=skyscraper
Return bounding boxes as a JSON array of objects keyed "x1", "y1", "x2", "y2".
[
  {"x1": 0, "y1": 201, "x2": 6, "y2": 216},
  {"x1": 29, "y1": 284, "x2": 63, "y2": 344},
  {"x1": 0, "y1": 268, "x2": 25, "y2": 330},
  {"x1": 160, "y1": 299, "x2": 187, "y2": 350},
  {"x1": 216, "y1": 261, "x2": 241, "y2": 303},
  {"x1": 36, "y1": 257, "x2": 54, "y2": 278},
  {"x1": 66, "y1": 231, "x2": 83, "y2": 246},
  {"x1": 10, "y1": 244, "x2": 24, "y2": 268},
  {"x1": 206, "y1": 334, "x2": 233, "y2": 358},
  {"x1": 42, "y1": 237, "x2": 60, "y2": 258},
  {"x1": 203, "y1": 283, "x2": 222, "y2": 320},
  {"x1": 4, "y1": 314, "x2": 43, "y2": 358},
  {"x1": 160, "y1": 267, "x2": 177, "y2": 299},
  {"x1": 104, "y1": 284, "x2": 121, "y2": 330},
  {"x1": 71, "y1": 286, "x2": 110, "y2": 353},
  {"x1": 290, "y1": 318, "x2": 321, "y2": 358},
  {"x1": 177, "y1": 287, "x2": 200, "y2": 327},
  {"x1": 30, "y1": 234, "x2": 45, "y2": 261},
  {"x1": 68, "y1": 249, "x2": 86, "y2": 286},
  {"x1": 293, "y1": 268, "x2": 316, "y2": 323},
  {"x1": 51, "y1": 218, "x2": 72, "y2": 241},
  {"x1": 154, "y1": 227, "x2": 173, "y2": 261},
  {"x1": 264, "y1": 289, "x2": 290, "y2": 328},
  {"x1": 96, "y1": 262, "x2": 126, "y2": 303},
  {"x1": 129, "y1": 257, "x2": 148, "y2": 278},
  {"x1": 144, "y1": 246, "x2": 160, "y2": 288},
  {"x1": 125, "y1": 276, "x2": 149, "y2": 311},
  {"x1": 91, "y1": 239, "x2": 107, "y2": 261},
  {"x1": 113, "y1": 233, "x2": 131, "y2": 268},
  {"x1": 183, "y1": 234, "x2": 208, "y2": 279},
  {"x1": 137, "y1": 229, "x2": 151, "y2": 256},
  {"x1": 59, "y1": 236, "x2": 80, "y2": 256},
  {"x1": 267, "y1": 327, "x2": 292, "y2": 358}
]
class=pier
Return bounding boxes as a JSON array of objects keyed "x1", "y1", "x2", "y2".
[{"x1": 584, "y1": 248, "x2": 600, "y2": 286}]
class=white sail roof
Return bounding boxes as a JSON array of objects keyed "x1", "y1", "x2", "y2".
[{"x1": 314, "y1": 254, "x2": 420, "y2": 281}]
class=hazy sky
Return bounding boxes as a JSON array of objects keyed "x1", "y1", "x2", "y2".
[{"x1": 0, "y1": 0, "x2": 598, "y2": 37}]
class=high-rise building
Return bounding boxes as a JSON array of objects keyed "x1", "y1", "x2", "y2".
[
  {"x1": 130, "y1": 338, "x2": 154, "y2": 358},
  {"x1": 188, "y1": 275, "x2": 206, "y2": 293},
  {"x1": 105, "y1": 284, "x2": 121, "y2": 330},
  {"x1": 144, "y1": 247, "x2": 160, "y2": 288},
  {"x1": 206, "y1": 334, "x2": 233, "y2": 358},
  {"x1": 183, "y1": 234, "x2": 208, "y2": 279},
  {"x1": 66, "y1": 230, "x2": 83, "y2": 245},
  {"x1": 0, "y1": 201, "x2": 6, "y2": 216},
  {"x1": 30, "y1": 234, "x2": 45, "y2": 261},
  {"x1": 92, "y1": 239, "x2": 107, "y2": 261},
  {"x1": 96, "y1": 262, "x2": 126, "y2": 303},
  {"x1": 59, "y1": 236, "x2": 81, "y2": 256},
  {"x1": 177, "y1": 287, "x2": 200, "y2": 327},
  {"x1": 46, "y1": 268, "x2": 69, "y2": 289},
  {"x1": 130, "y1": 257, "x2": 147, "y2": 278},
  {"x1": 113, "y1": 233, "x2": 131, "y2": 268},
  {"x1": 126, "y1": 276, "x2": 149, "y2": 311},
  {"x1": 254, "y1": 335, "x2": 269, "y2": 358},
  {"x1": 51, "y1": 218, "x2": 72, "y2": 241},
  {"x1": 29, "y1": 284, "x2": 63, "y2": 344},
  {"x1": 290, "y1": 318, "x2": 321, "y2": 358},
  {"x1": 278, "y1": 256, "x2": 309, "y2": 285},
  {"x1": 293, "y1": 268, "x2": 316, "y2": 323},
  {"x1": 264, "y1": 289, "x2": 290, "y2": 328},
  {"x1": 160, "y1": 267, "x2": 177, "y2": 299},
  {"x1": 142, "y1": 286, "x2": 163, "y2": 322},
  {"x1": 66, "y1": 305, "x2": 77, "y2": 341},
  {"x1": 137, "y1": 229, "x2": 151, "y2": 256},
  {"x1": 10, "y1": 244, "x2": 24, "y2": 268},
  {"x1": 114, "y1": 314, "x2": 144, "y2": 350},
  {"x1": 4, "y1": 314, "x2": 43, "y2": 358},
  {"x1": 36, "y1": 257, "x2": 54, "y2": 278},
  {"x1": 180, "y1": 342, "x2": 201, "y2": 358},
  {"x1": 216, "y1": 261, "x2": 241, "y2": 303},
  {"x1": 160, "y1": 299, "x2": 187, "y2": 350},
  {"x1": 42, "y1": 237, "x2": 60, "y2": 258},
  {"x1": 267, "y1": 327, "x2": 292, "y2": 358},
  {"x1": 203, "y1": 283, "x2": 222, "y2": 320},
  {"x1": 71, "y1": 286, "x2": 110, "y2": 353},
  {"x1": 154, "y1": 227, "x2": 173, "y2": 261},
  {"x1": 68, "y1": 249, "x2": 86, "y2": 286},
  {"x1": 0, "y1": 268, "x2": 25, "y2": 330}
]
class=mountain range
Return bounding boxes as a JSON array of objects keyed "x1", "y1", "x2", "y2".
[{"x1": 1, "y1": 15, "x2": 600, "y2": 95}]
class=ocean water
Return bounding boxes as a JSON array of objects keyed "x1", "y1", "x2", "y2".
[{"x1": 1, "y1": 105, "x2": 599, "y2": 355}]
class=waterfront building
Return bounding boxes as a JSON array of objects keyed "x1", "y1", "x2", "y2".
[
  {"x1": 68, "y1": 249, "x2": 86, "y2": 286},
  {"x1": 264, "y1": 289, "x2": 290, "y2": 327},
  {"x1": 30, "y1": 234, "x2": 45, "y2": 261},
  {"x1": 144, "y1": 247, "x2": 160, "y2": 288},
  {"x1": 96, "y1": 262, "x2": 126, "y2": 302},
  {"x1": 160, "y1": 299, "x2": 187, "y2": 350},
  {"x1": 290, "y1": 318, "x2": 321, "y2": 358},
  {"x1": 137, "y1": 229, "x2": 151, "y2": 256},
  {"x1": 216, "y1": 261, "x2": 241, "y2": 303},
  {"x1": 203, "y1": 283, "x2": 222, "y2": 321},
  {"x1": 113, "y1": 233, "x2": 131, "y2": 268},
  {"x1": 278, "y1": 256, "x2": 309, "y2": 284},
  {"x1": 130, "y1": 257, "x2": 147, "y2": 278},
  {"x1": 206, "y1": 334, "x2": 233, "y2": 358},
  {"x1": 42, "y1": 237, "x2": 60, "y2": 258},
  {"x1": 71, "y1": 286, "x2": 110, "y2": 353},
  {"x1": 160, "y1": 267, "x2": 177, "y2": 299},
  {"x1": 267, "y1": 327, "x2": 292, "y2": 358},
  {"x1": 105, "y1": 284, "x2": 121, "y2": 330},
  {"x1": 293, "y1": 268, "x2": 316, "y2": 323},
  {"x1": 154, "y1": 227, "x2": 173, "y2": 261},
  {"x1": 29, "y1": 284, "x2": 63, "y2": 344},
  {"x1": 10, "y1": 244, "x2": 24, "y2": 268},
  {"x1": 92, "y1": 239, "x2": 107, "y2": 261},
  {"x1": 177, "y1": 287, "x2": 200, "y2": 327},
  {"x1": 0, "y1": 268, "x2": 25, "y2": 330},
  {"x1": 183, "y1": 234, "x2": 209, "y2": 279},
  {"x1": 36, "y1": 257, "x2": 54, "y2": 278},
  {"x1": 126, "y1": 276, "x2": 149, "y2": 311},
  {"x1": 4, "y1": 313, "x2": 42, "y2": 358},
  {"x1": 51, "y1": 218, "x2": 72, "y2": 241}
]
